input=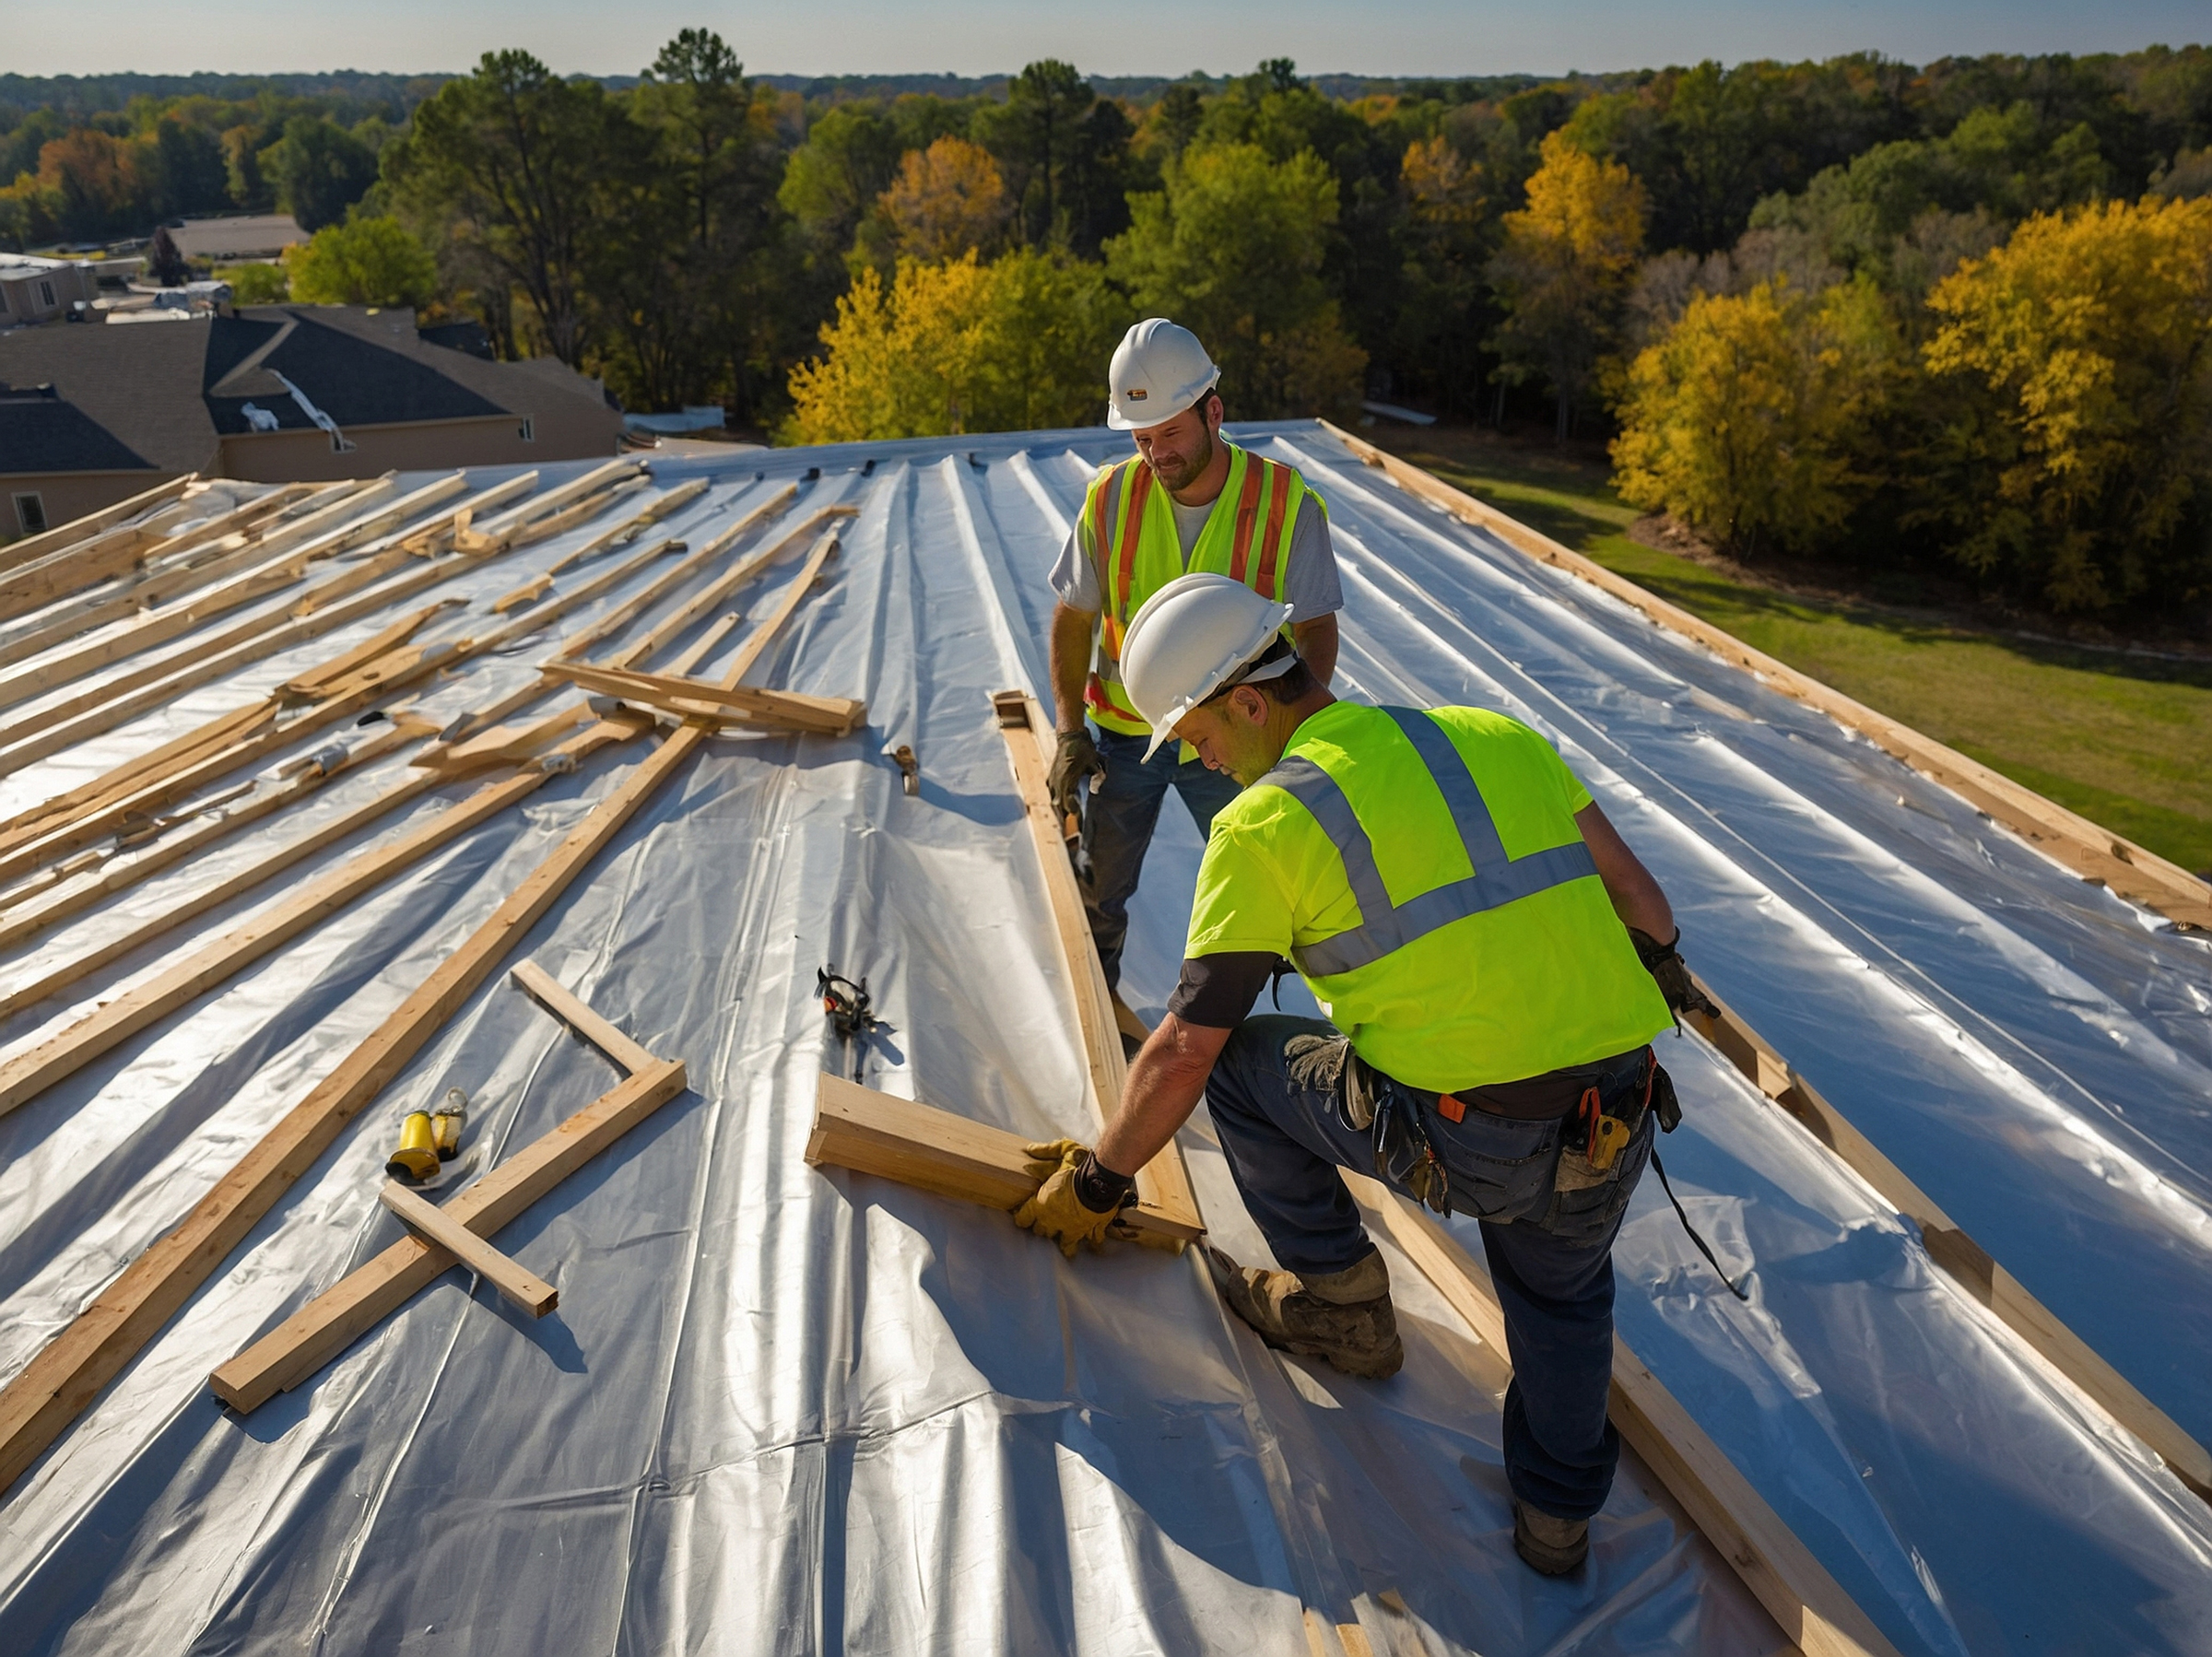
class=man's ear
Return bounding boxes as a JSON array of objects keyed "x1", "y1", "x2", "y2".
[{"x1": 1230, "y1": 684, "x2": 1269, "y2": 724}]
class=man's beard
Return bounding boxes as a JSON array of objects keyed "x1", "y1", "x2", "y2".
[{"x1": 1150, "y1": 428, "x2": 1212, "y2": 491}]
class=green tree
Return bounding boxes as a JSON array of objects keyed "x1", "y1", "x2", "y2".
[
  {"x1": 1612, "y1": 276, "x2": 1898, "y2": 556},
  {"x1": 258, "y1": 116, "x2": 379, "y2": 231},
  {"x1": 1104, "y1": 141, "x2": 1365, "y2": 418},
  {"x1": 382, "y1": 51, "x2": 629, "y2": 366},
  {"x1": 282, "y1": 216, "x2": 438, "y2": 307},
  {"x1": 1919, "y1": 194, "x2": 2212, "y2": 612},
  {"x1": 1488, "y1": 129, "x2": 1647, "y2": 438},
  {"x1": 971, "y1": 60, "x2": 1134, "y2": 256}
]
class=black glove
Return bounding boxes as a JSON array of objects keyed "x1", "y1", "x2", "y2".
[
  {"x1": 1630, "y1": 926, "x2": 1720, "y2": 1020},
  {"x1": 1047, "y1": 727, "x2": 1106, "y2": 822}
]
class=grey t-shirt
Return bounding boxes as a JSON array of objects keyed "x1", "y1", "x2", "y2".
[{"x1": 1048, "y1": 476, "x2": 1344, "y2": 621}]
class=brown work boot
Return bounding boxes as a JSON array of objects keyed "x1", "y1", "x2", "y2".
[
  {"x1": 1512, "y1": 1499, "x2": 1589, "y2": 1575},
  {"x1": 1204, "y1": 1245, "x2": 1405, "y2": 1380}
]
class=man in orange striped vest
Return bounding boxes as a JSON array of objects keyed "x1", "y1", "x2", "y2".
[{"x1": 1047, "y1": 318, "x2": 1343, "y2": 991}]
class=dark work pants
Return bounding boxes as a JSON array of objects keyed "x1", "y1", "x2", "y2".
[
  {"x1": 1205, "y1": 1015, "x2": 1649, "y2": 1522},
  {"x1": 1077, "y1": 723, "x2": 1241, "y2": 989}
]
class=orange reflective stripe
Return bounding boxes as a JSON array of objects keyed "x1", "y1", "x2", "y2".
[
  {"x1": 1085, "y1": 674, "x2": 1144, "y2": 722},
  {"x1": 1109, "y1": 462, "x2": 1151, "y2": 650},
  {"x1": 1254, "y1": 460, "x2": 1293, "y2": 597},
  {"x1": 1228, "y1": 454, "x2": 1266, "y2": 583}
]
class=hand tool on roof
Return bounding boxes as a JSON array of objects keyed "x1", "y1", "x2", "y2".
[
  {"x1": 817, "y1": 968, "x2": 884, "y2": 1083},
  {"x1": 387, "y1": 1087, "x2": 469, "y2": 1186}
]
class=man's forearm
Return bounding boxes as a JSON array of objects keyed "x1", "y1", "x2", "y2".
[
  {"x1": 1293, "y1": 615, "x2": 1339, "y2": 687},
  {"x1": 1094, "y1": 1014, "x2": 1230, "y2": 1177},
  {"x1": 1049, "y1": 603, "x2": 1099, "y2": 734}
]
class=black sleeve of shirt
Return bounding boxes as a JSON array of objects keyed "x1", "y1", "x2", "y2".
[{"x1": 1165, "y1": 951, "x2": 1281, "y2": 1029}]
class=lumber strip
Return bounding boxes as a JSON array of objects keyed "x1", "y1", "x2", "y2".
[
  {"x1": 379, "y1": 1180, "x2": 559, "y2": 1317},
  {"x1": 412, "y1": 706, "x2": 591, "y2": 773},
  {"x1": 0, "y1": 514, "x2": 846, "y2": 1492},
  {"x1": 545, "y1": 476, "x2": 711, "y2": 575},
  {"x1": 0, "y1": 482, "x2": 306, "y2": 625},
  {"x1": 0, "y1": 712, "x2": 687, "y2": 1491},
  {"x1": 1681, "y1": 979, "x2": 2212, "y2": 1502},
  {"x1": 0, "y1": 717, "x2": 647, "y2": 1102},
  {"x1": 806, "y1": 1074, "x2": 1204, "y2": 1242},
  {"x1": 0, "y1": 717, "x2": 432, "y2": 955},
  {"x1": 211, "y1": 1060, "x2": 685, "y2": 1412},
  {"x1": 0, "y1": 475, "x2": 197, "y2": 574},
  {"x1": 1316, "y1": 420, "x2": 2212, "y2": 929},
  {"x1": 464, "y1": 460, "x2": 642, "y2": 551},
  {"x1": 600, "y1": 499, "x2": 849, "y2": 670},
  {"x1": 990, "y1": 687, "x2": 1204, "y2": 1235},
  {"x1": 545, "y1": 663, "x2": 865, "y2": 736},
  {"x1": 1346, "y1": 1172, "x2": 1900, "y2": 1657},
  {"x1": 663, "y1": 611, "x2": 742, "y2": 676},
  {"x1": 509, "y1": 960, "x2": 655, "y2": 1075}
]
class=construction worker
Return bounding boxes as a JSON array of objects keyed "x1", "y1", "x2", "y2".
[
  {"x1": 1013, "y1": 573, "x2": 1716, "y2": 1578},
  {"x1": 1046, "y1": 318, "x2": 1343, "y2": 991}
]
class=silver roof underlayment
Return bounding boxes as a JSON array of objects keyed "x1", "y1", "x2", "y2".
[{"x1": 1, "y1": 421, "x2": 2207, "y2": 1654}]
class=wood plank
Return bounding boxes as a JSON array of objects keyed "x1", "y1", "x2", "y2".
[
  {"x1": 805, "y1": 1074, "x2": 1204, "y2": 1242},
  {"x1": 462, "y1": 460, "x2": 643, "y2": 551},
  {"x1": 544, "y1": 663, "x2": 866, "y2": 736},
  {"x1": 0, "y1": 539, "x2": 847, "y2": 1491},
  {"x1": 0, "y1": 475, "x2": 196, "y2": 574},
  {"x1": 379, "y1": 1180, "x2": 559, "y2": 1317},
  {"x1": 508, "y1": 960, "x2": 655, "y2": 1075},
  {"x1": 544, "y1": 476, "x2": 711, "y2": 575},
  {"x1": 990, "y1": 687, "x2": 1204, "y2": 1236},
  {"x1": 0, "y1": 716, "x2": 432, "y2": 956},
  {"x1": 209, "y1": 1061, "x2": 686, "y2": 1412},
  {"x1": 411, "y1": 707, "x2": 590, "y2": 774},
  {"x1": 1315, "y1": 421, "x2": 2212, "y2": 929},
  {"x1": 662, "y1": 611, "x2": 742, "y2": 676},
  {"x1": 1681, "y1": 981, "x2": 2212, "y2": 1502},
  {"x1": 0, "y1": 716, "x2": 645, "y2": 1106},
  {"x1": 1346, "y1": 1172, "x2": 1901, "y2": 1657},
  {"x1": 597, "y1": 499, "x2": 849, "y2": 670}
]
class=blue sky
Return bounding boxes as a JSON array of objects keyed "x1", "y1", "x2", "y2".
[{"x1": 11, "y1": 1, "x2": 2208, "y2": 79}]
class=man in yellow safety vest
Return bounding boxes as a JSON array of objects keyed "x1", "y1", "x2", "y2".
[
  {"x1": 1047, "y1": 318, "x2": 1343, "y2": 991},
  {"x1": 1013, "y1": 573, "x2": 1719, "y2": 1577}
]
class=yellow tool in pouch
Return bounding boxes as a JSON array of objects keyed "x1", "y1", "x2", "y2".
[{"x1": 1588, "y1": 1113, "x2": 1631, "y2": 1172}]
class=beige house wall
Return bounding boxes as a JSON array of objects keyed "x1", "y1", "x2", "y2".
[
  {"x1": 218, "y1": 405, "x2": 620, "y2": 483},
  {"x1": 0, "y1": 470, "x2": 178, "y2": 539},
  {"x1": 0, "y1": 264, "x2": 98, "y2": 329}
]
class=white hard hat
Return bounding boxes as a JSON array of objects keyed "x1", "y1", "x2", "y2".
[
  {"x1": 1107, "y1": 318, "x2": 1218, "y2": 431},
  {"x1": 1122, "y1": 572, "x2": 1296, "y2": 759}
]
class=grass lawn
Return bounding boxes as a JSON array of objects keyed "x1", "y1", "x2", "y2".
[{"x1": 1365, "y1": 424, "x2": 2212, "y2": 877}]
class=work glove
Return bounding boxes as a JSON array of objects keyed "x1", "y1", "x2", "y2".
[
  {"x1": 1047, "y1": 728, "x2": 1106, "y2": 823},
  {"x1": 1630, "y1": 927, "x2": 1720, "y2": 1021},
  {"x1": 1012, "y1": 1138, "x2": 1130, "y2": 1258}
]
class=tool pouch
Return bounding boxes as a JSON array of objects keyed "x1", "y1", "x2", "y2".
[
  {"x1": 1540, "y1": 1052, "x2": 1661, "y2": 1242},
  {"x1": 1370, "y1": 1085, "x2": 1453, "y2": 1215}
]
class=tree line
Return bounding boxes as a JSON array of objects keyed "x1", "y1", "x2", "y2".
[{"x1": 5, "y1": 42, "x2": 2210, "y2": 617}]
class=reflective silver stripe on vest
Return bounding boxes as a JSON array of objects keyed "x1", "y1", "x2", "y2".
[{"x1": 1260, "y1": 707, "x2": 1599, "y2": 977}]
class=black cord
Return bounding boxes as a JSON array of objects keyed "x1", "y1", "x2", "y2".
[{"x1": 1651, "y1": 1149, "x2": 1750, "y2": 1300}]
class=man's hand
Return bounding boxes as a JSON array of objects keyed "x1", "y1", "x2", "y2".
[
  {"x1": 1630, "y1": 926, "x2": 1719, "y2": 1019},
  {"x1": 1047, "y1": 728, "x2": 1106, "y2": 822},
  {"x1": 1012, "y1": 1140, "x2": 1126, "y2": 1258}
]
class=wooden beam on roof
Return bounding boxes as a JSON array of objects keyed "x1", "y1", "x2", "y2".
[
  {"x1": 543, "y1": 663, "x2": 866, "y2": 737},
  {"x1": 211, "y1": 1058, "x2": 686, "y2": 1413},
  {"x1": 806, "y1": 1074, "x2": 1204, "y2": 1243},
  {"x1": 1682, "y1": 978, "x2": 2212, "y2": 1504},
  {"x1": 1347, "y1": 1173, "x2": 1903, "y2": 1657},
  {"x1": 1316, "y1": 420, "x2": 2212, "y2": 932},
  {"x1": 378, "y1": 1180, "x2": 559, "y2": 1318},
  {"x1": 0, "y1": 521, "x2": 850, "y2": 1496},
  {"x1": 508, "y1": 960, "x2": 659, "y2": 1075},
  {"x1": 990, "y1": 687, "x2": 1204, "y2": 1237},
  {"x1": 594, "y1": 499, "x2": 847, "y2": 670}
]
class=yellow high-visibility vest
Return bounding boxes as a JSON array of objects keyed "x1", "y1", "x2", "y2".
[{"x1": 1081, "y1": 442, "x2": 1314, "y2": 736}]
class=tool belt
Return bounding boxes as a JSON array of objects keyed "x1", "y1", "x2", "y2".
[{"x1": 1352, "y1": 1047, "x2": 1678, "y2": 1219}]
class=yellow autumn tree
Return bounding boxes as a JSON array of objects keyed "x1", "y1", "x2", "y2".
[
  {"x1": 784, "y1": 248, "x2": 1130, "y2": 442},
  {"x1": 1488, "y1": 129, "x2": 1647, "y2": 438},
  {"x1": 878, "y1": 136, "x2": 1013, "y2": 263},
  {"x1": 1611, "y1": 277, "x2": 1897, "y2": 555},
  {"x1": 1921, "y1": 194, "x2": 2212, "y2": 611}
]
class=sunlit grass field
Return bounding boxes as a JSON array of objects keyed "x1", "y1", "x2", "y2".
[{"x1": 1368, "y1": 425, "x2": 2212, "y2": 876}]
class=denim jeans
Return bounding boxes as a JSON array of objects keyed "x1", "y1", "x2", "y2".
[
  {"x1": 1204, "y1": 1014, "x2": 1654, "y2": 1520},
  {"x1": 1077, "y1": 723, "x2": 1242, "y2": 989}
]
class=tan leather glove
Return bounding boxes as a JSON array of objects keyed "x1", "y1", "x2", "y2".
[{"x1": 1012, "y1": 1139, "x2": 1123, "y2": 1259}]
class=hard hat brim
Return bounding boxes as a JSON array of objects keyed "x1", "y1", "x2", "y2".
[{"x1": 1107, "y1": 385, "x2": 1205, "y2": 432}]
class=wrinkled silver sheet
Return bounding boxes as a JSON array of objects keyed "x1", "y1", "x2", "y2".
[{"x1": 1, "y1": 425, "x2": 2207, "y2": 1655}]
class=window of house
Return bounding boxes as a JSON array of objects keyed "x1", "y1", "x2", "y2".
[
  {"x1": 518, "y1": 418, "x2": 535, "y2": 442},
  {"x1": 36, "y1": 280, "x2": 55, "y2": 310},
  {"x1": 13, "y1": 493, "x2": 47, "y2": 535}
]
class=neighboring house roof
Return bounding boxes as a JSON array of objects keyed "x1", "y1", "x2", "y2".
[
  {"x1": 206, "y1": 309, "x2": 508, "y2": 435},
  {"x1": 0, "y1": 321, "x2": 220, "y2": 473},
  {"x1": 0, "y1": 388, "x2": 154, "y2": 474},
  {"x1": 165, "y1": 214, "x2": 306, "y2": 261}
]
